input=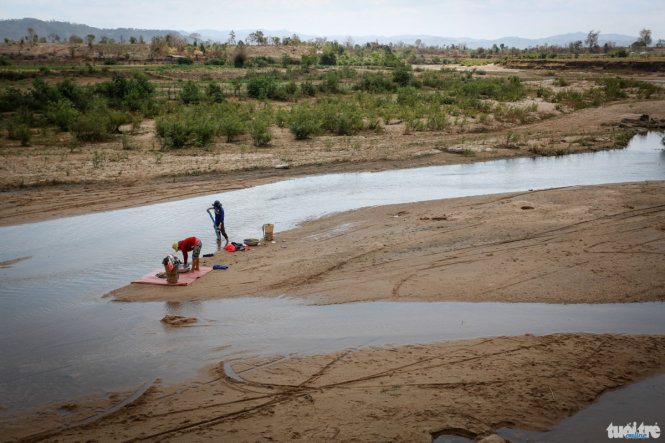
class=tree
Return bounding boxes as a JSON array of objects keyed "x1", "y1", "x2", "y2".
[
  {"x1": 344, "y1": 36, "x2": 354, "y2": 49},
  {"x1": 638, "y1": 28, "x2": 652, "y2": 47},
  {"x1": 86, "y1": 34, "x2": 95, "y2": 47},
  {"x1": 248, "y1": 30, "x2": 266, "y2": 45},
  {"x1": 227, "y1": 30, "x2": 236, "y2": 45},
  {"x1": 585, "y1": 30, "x2": 600, "y2": 52},
  {"x1": 189, "y1": 33, "x2": 201, "y2": 45},
  {"x1": 69, "y1": 35, "x2": 83, "y2": 43}
]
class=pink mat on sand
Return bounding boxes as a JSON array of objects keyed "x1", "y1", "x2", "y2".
[{"x1": 133, "y1": 266, "x2": 213, "y2": 286}]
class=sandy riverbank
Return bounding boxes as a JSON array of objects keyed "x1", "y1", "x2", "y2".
[
  {"x1": 6, "y1": 333, "x2": 665, "y2": 442},
  {"x1": 111, "y1": 181, "x2": 665, "y2": 305},
  {"x1": 3, "y1": 181, "x2": 665, "y2": 441}
]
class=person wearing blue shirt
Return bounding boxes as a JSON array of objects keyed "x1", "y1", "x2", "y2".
[{"x1": 207, "y1": 200, "x2": 230, "y2": 246}]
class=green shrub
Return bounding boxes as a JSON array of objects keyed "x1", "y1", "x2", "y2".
[
  {"x1": 95, "y1": 72, "x2": 155, "y2": 111},
  {"x1": 426, "y1": 108, "x2": 449, "y2": 130},
  {"x1": 206, "y1": 57, "x2": 226, "y2": 65},
  {"x1": 180, "y1": 80, "x2": 201, "y2": 104},
  {"x1": 319, "y1": 50, "x2": 337, "y2": 66},
  {"x1": 608, "y1": 49, "x2": 628, "y2": 58},
  {"x1": 156, "y1": 108, "x2": 216, "y2": 148},
  {"x1": 275, "y1": 109, "x2": 289, "y2": 128},
  {"x1": 46, "y1": 99, "x2": 80, "y2": 131},
  {"x1": 248, "y1": 115, "x2": 272, "y2": 146},
  {"x1": 357, "y1": 72, "x2": 396, "y2": 93},
  {"x1": 205, "y1": 82, "x2": 225, "y2": 103},
  {"x1": 284, "y1": 81, "x2": 298, "y2": 96},
  {"x1": 316, "y1": 101, "x2": 363, "y2": 136},
  {"x1": 72, "y1": 113, "x2": 109, "y2": 142},
  {"x1": 300, "y1": 81, "x2": 316, "y2": 97},
  {"x1": 554, "y1": 77, "x2": 568, "y2": 87},
  {"x1": 219, "y1": 113, "x2": 245, "y2": 142},
  {"x1": 92, "y1": 151, "x2": 107, "y2": 168},
  {"x1": 0, "y1": 87, "x2": 30, "y2": 112},
  {"x1": 30, "y1": 78, "x2": 61, "y2": 110},
  {"x1": 392, "y1": 66, "x2": 413, "y2": 87},
  {"x1": 156, "y1": 119, "x2": 189, "y2": 148},
  {"x1": 7, "y1": 121, "x2": 31, "y2": 146},
  {"x1": 289, "y1": 106, "x2": 321, "y2": 140},
  {"x1": 319, "y1": 72, "x2": 341, "y2": 94},
  {"x1": 177, "y1": 57, "x2": 194, "y2": 65},
  {"x1": 121, "y1": 134, "x2": 140, "y2": 150},
  {"x1": 246, "y1": 75, "x2": 279, "y2": 99}
]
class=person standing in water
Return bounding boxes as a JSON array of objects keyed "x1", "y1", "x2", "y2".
[{"x1": 207, "y1": 200, "x2": 229, "y2": 246}]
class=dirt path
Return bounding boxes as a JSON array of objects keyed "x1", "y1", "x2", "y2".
[{"x1": 6, "y1": 333, "x2": 665, "y2": 442}]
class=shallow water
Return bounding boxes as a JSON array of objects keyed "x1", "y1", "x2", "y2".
[
  {"x1": 433, "y1": 373, "x2": 665, "y2": 443},
  {"x1": 2, "y1": 298, "x2": 665, "y2": 415},
  {"x1": 0, "y1": 132, "x2": 664, "y2": 415},
  {"x1": 496, "y1": 373, "x2": 665, "y2": 443}
]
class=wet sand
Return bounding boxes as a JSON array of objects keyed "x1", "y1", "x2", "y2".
[
  {"x1": 6, "y1": 334, "x2": 665, "y2": 442},
  {"x1": 3, "y1": 181, "x2": 665, "y2": 441},
  {"x1": 111, "y1": 181, "x2": 665, "y2": 305}
]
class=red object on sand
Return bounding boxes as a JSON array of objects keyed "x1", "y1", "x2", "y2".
[
  {"x1": 133, "y1": 266, "x2": 213, "y2": 286},
  {"x1": 224, "y1": 243, "x2": 236, "y2": 252}
]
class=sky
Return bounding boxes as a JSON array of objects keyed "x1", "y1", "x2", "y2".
[{"x1": 1, "y1": 0, "x2": 663, "y2": 40}]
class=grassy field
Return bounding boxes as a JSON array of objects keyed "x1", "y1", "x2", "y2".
[{"x1": 0, "y1": 41, "x2": 663, "y2": 191}]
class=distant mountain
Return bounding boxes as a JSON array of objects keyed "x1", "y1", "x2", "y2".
[
  {"x1": 193, "y1": 29, "x2": 638, "y2": 49},
  {"x1": 0, "y1": 18, "x2": 639, "y2": 49},
  {"x1": 0, "y1": 18, "x2": 187, "y2": 43}
]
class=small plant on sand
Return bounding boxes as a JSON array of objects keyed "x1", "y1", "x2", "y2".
[
  {"x1": 554, "y1": 77, "x2": 568, "y2": 87},
  {"x1": 91, "y1": 150, "x2": 107, "y2": 168},
  {"x1": 121, "y1": 134, "x2": 140, "y2": 150}
]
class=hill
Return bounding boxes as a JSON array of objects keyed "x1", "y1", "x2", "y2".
[
  {"x1": 0, "y1": 18, "x2": 187, "y2": 43},
  {"x1": 0, "y1": 18, "x2": 639, "y2": 49}
]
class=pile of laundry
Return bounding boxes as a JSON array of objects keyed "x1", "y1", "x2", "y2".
[{"x1": 224, "y1": 241, "x2": 251, "y2": 252}]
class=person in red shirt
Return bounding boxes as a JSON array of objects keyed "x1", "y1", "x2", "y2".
[{"x1": 172, "y1": 237, "x2": 202, "y2": 271}]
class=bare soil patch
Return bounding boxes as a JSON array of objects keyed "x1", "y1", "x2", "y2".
[{"x1": 6, "y1": 333, "x2": 665, "y2": 442}]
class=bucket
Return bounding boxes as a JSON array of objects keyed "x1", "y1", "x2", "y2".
[
  {"x1": 163, "y1": 256, "x2": 179, "y2": 284},
  {"x1": 262, "y1": 223, "x2": 274, "y2": 241}
]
